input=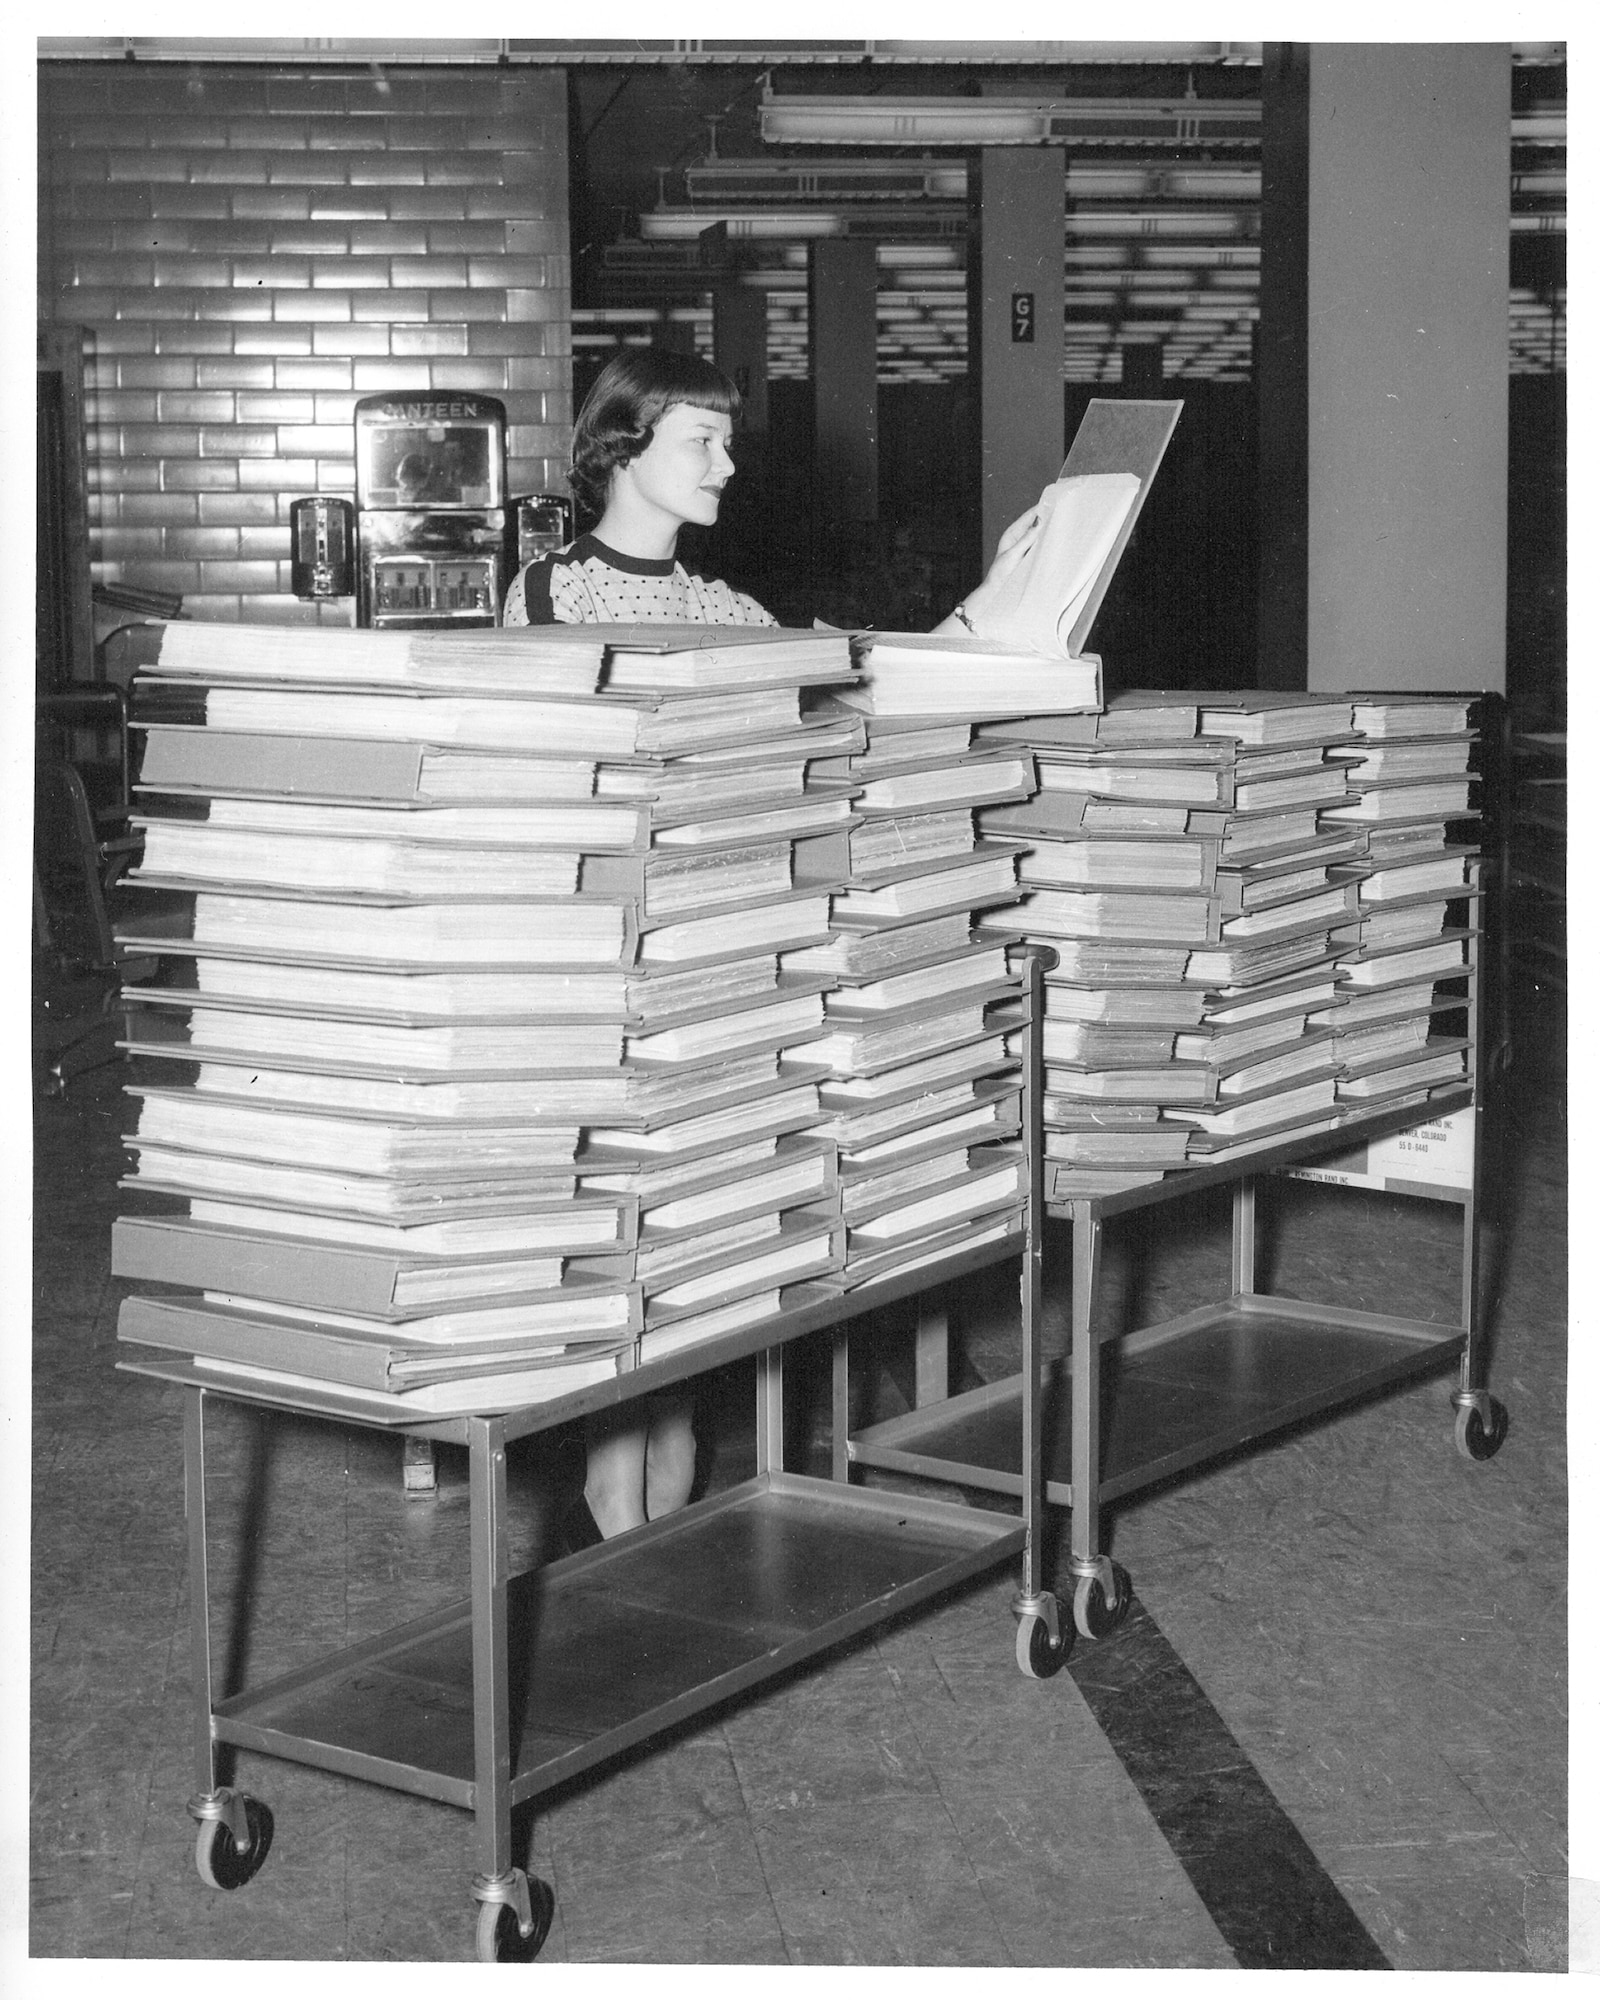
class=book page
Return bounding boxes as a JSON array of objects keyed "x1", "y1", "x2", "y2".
[{"x1": 975, "y1": 472, "x2": 1142, "y2": 656}]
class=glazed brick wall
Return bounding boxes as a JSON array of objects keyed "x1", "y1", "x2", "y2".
[{"x1": 38, "y1": 62, "x2": 572, "y2": 624}]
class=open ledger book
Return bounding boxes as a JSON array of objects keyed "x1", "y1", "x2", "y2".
[
  {"x1": 848, "y1": 399, "x2": 1181, "y2": 716},
  {"x1": 971, "y1": 471, "x2": 1141, "y2": 656}
]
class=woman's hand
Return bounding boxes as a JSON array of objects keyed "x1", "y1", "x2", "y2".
[
  {"x1": 973, "y1": 501, "x2": 1046, "y2": 603},
  {"x1": 929, "y1": 501, "x2": 1045, "y2": 637},
  {"x1": 993, "y1": 502, "x2": 1045, "y2": 567}
]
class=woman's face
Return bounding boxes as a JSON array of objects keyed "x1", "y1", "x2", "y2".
[{"x1": 617, "y1": 402, "x2": 736, "y2": 531}]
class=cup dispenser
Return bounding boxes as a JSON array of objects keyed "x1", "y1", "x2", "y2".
[
  {"x1": 514, "y1": 493, "x2": 574, "y2": 568},
  {"x1": 289, "y1": 496, "x2": 355, "y2": 602}
]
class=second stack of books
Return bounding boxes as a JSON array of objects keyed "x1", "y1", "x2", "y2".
[
  {"x1": 784, "y1": 633, "x2": 1105, "y2": 1283},
  {"x1": 978, "y1": 690, "x2": 1479, "y2": 1198}
]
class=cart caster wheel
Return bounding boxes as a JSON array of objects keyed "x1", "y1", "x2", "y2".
[
  {"x1": 1073, "y1": 1563, "x2": 1131, "y2": 1641},
  {"x1": 475, "y1": 1880, "x2": 553, "y2": 1963},
  {"x1": 1456, "y1": 1397, "x2": 1509, "y2": 1461},
  {"x1": 194, "y1": 1796, "x2": 273, "y2": 1891},
  {"x1": 1016, "y1": 1607, "x2": 1073, "y2": 1679}
]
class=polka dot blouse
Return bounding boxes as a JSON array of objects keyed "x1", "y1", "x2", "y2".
[{"x1": 503, "y1": 533, "x2": 778, "y2": 628}]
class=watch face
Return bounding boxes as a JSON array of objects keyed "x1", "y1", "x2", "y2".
[{"x1": 359, "y1": 422, "x2": 499, "y2": 509}]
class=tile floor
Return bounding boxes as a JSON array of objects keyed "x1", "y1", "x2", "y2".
[{"x1": 27, "y1": 976, "x2": 1567, "y2": 1968}]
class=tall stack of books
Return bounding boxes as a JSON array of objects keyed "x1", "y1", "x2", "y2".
[
  {"x1": 1319, "y1": 694, "x2": 1479, "y2": 1112},
  {"x1": 783, "y1": 634, "x2": 1102, "y2": 1280},
  {"x1": 978, "y1": 691, "x2": 1479, "y2": 1198},
  {"x1": 111, "y1": 619, "x2": 867, "y2": 1413}
]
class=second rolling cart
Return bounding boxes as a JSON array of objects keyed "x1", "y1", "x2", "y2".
[{"x1": 845, "y1": 862, "x2": 1507, "y2": 1640}]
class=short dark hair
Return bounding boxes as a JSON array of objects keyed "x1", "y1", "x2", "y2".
[{"x1": 569, "y1": 349, "x2": 740, "y2": 517}]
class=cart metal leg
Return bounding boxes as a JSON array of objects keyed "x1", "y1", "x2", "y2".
[
  {"x1": 1063, "y1": 1200, "x2": 1129, "y2": 1641},
  {"x1": 1233, "y1": 1177, "x2": 1259, "y2": 1297},
  {"x1": 184, "y1": 1387, "x2": 221, "y2": 1811},
  {"x1": 1010, "y1": 1106, "x2": 1067, "y2": 1673},
  {"x1": 184, "y1": 1387, "x2": 273, "y2": 1889},
  {"x1": 466, "y1": 1415, "x2": 548, "y2": 1960},
  {"x1": 1451, "y1": 933, "x2": 1507, "y2": 1461},
  {"x1": 756, "y1": 1342, "x2": 784, "y2": 1474},
  {"x1": 915, "y1": 1290, "x2": 951, "y2": 1406},
  {"x1": 830, "y1": 1325, "x2": 851, "y2": 1483},
  {"x1": 467, "y1": 1418, "x2": 513, "y2": 1888},
  {"x1": 1012, "y1": 944, "x2": 1069, "y2": 1675},
  {"x1": 1452, "y1": 1174, "x2": 1508, "y2": 1458}
]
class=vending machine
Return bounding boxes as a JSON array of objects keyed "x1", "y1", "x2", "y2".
[{"x1": 352, "y1": 392, "x2": 513, "y2": 629}]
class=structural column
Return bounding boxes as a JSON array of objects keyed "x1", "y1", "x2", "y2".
[
  {"x1": 1256, "y1": 43, "x2": 1311, "y2": 689},
  {"x1": 656, "y1": 312, "x2": 699, "y2": 357},
  {"x1": 808, "y1": 238, "x2": 878, "y2": 539},
  {"x1": 1258, "y1": 44, "x2": 1510, "y2": 694},
  {"x1": 971, "y1": 147, "x2": 1065, "y2": 567},
  {"x1": 712, "y1": 281, "x2": 769, "y2": 437},
  {"x1": 1120, "y1": 343, "x2": 1165, "y2": 397}
]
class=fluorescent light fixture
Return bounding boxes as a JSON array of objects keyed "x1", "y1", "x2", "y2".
[
  {"x1": 877, "y1": 243, "x2": 961, "y2": 269},
  {"x1": 763, "y1": 100, "x2": 1053, "y2": 146},
  {"x1": 760, "y1": 93, "x2": 1262, "y2": 149},
  {"x1": 688, "y1": 159, "x2": 969, "y2": 201},
  {"x1": 641, "y1": 210, "x2": 845, "y2": 241},
  {"x1": 1162, "y1": 168, "x2": 1261, "y2": 200},
  {"x1": 1064, "y1": 209, "x2": 1255, "y2": 239},
  {"x1": 886, "y1": 270, "x2": 966, "y2": 290},
  {"x1": 1141, "y1": 244, "x2": 1260, "y2": 268},
  {"x1": 1066, "y1": 165, "x2": 1262, "y2": 201}
]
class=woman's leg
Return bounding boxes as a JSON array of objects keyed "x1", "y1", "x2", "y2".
[
  {"x1": 644, "y1": 1391, "x2": 697, "y2": 1521},
  {"x1": 582, "y1": 1405, "x2": 648, "y2": 1537}
]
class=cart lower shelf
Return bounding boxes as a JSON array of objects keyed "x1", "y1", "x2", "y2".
[
  {"x1": 849, "y1": 1293, "x2": 1469, "y2": 1508},
  {"x1": 210, "y1": 1470, "x2": 1024, "y2": 1811}
]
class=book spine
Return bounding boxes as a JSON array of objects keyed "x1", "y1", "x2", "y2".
[
  {"x1": 139, "y1": 731, "x2": 428, "y2": 801},
  {"x1": 117, "y1": 1294, "x2": 399, "y2": 1391},
  {"x1": 112, "y1": 1215, "x2": 402, "y2": 1314}
]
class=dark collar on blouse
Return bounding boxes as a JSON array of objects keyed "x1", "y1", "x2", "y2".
[{"x1": 572, "y1": 532, "x2": 678, "y2": 578}]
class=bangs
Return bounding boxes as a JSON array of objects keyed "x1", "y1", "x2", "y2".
[{"x1": 649, "y1": 358, "x2": 740, "y2": 425}]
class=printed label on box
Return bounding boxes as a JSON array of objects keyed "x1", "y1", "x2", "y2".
[{"x1": 1283, "y1": 1108, "x2": 1475, "y2": 1194}]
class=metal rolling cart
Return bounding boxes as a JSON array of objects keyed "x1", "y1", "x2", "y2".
[
  {"x1": 847, "y1": 860, "x2": 1508, "y2": 1642},
  {"x1": 119, "y1": 952, "x2": 1067, "y2": 1961}
]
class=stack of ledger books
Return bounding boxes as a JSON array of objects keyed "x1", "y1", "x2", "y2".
[
  {"x1": 978, "y1": 690, "x2": 1478, "y2": 1200},
  {"x1": 1321, "y1": 695, "x2": 1479, "y2": 1110},
  {"x1": 781, "y1": 640, "x2": 1102, "y2": 1284},
  {"x1": 112, "y1": 619, "x2": 866, "y2": 1416}
]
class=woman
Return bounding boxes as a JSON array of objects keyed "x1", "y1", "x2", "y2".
[{"x1": 506, "y1": 348, "x2": 1040, "y2": 1549}]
